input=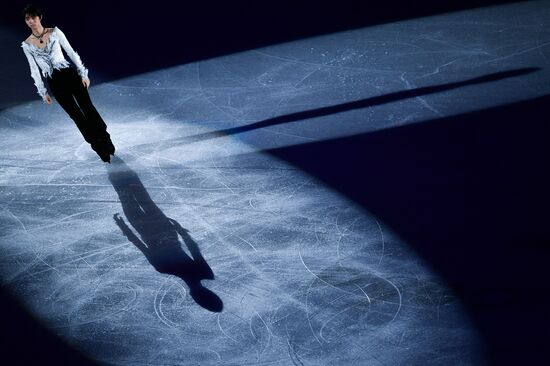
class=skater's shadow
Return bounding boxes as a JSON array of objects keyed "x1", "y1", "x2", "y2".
[{"x1": 107, "y1": 156, "x2": 223, "y2": 312}]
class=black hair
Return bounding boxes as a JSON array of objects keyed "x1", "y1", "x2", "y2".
[{"x1": 22, "y1": 4, "x2": 42, "y2": 19}]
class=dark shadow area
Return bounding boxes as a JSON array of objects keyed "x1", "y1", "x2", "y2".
[
  {"x1": 181, "y1": 68, "x2": 539, "y2": 142},
  {"x1": 254, "y1": 93, "x2": 550, "y2": 364},
  {"x1": 0, "y1": 287, "x2": 100, "y2": 365},
  {"x1": 107, "y1": 156, "x2": 223, "y2": 313},
  {"x1": 1, "y1": 0, "x2": 530, "y2": 108}
]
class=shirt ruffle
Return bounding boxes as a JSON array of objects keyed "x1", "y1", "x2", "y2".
[{"x1": 21, "y1": 26, "x2": 89, "y2": 99}]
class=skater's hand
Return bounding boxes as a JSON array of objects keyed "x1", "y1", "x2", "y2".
[
  {"x1": 82, "y1": 77, "x2": 90, "y2": 89},
  {"x1": 113, "y1": 213, "x2": 125, "y2": 225},
  {"x1": 43, "y1": 94, "x2": 52, "y2": 105},
  {"x1": 113, "y1": 213, "x2": 129, "y2": 231}
]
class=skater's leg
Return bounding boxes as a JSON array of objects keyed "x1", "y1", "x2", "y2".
[
  {"x1": 48, "y1": 68, "x2": 112, "y2": 162},
  {"x1": 70, "y1": 71, "x2": 108, "y2": 136},
  {"x1": 49, "y1": 73, "x2": 97, "y2": 144},
  {"x1": 69, "y1": 69, "x2": 115, "y2": 154}
]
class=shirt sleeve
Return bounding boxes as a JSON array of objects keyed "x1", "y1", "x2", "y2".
[
  {"x1": 55, "y1": 27, "x2": 89, "y2": 79},
  {"x1": 21, "y1": 43, "x2": 48, "y2": 99}
]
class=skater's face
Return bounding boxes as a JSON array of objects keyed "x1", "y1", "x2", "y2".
[{"x1": 24, "y1": 14, "x2": 42, "y2": 30}]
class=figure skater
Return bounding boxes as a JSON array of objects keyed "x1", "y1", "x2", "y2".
[{"x1": 21, "y1": 4, "x2": 115, "y2": 163}]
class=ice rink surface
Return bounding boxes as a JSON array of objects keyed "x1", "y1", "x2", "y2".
[{"x1": 1, "y1": 1, "x2": 550, "y2": 365}]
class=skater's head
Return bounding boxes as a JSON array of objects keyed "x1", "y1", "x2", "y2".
[{"x1": 22, "y1": 4, "x2": 43, "y2": 29}]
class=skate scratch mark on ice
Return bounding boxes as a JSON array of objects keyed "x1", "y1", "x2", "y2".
[
  {"x1": 197, "y1": 62, "x2": 240, "y2": 119},
  {"x1": 124, "y1": 146, "x2": 161, "y2": 161},
  {"x1": 169, "y1": 183, "x2": 300, "y2": 306},
  {"x1": 89, "y1": 244, "x2": 135, "y2": 267},
  {"x1": 214, "y1": 271, "x2": 253, "y2": 290},
  {"x1": 12, "y1": 242, "x2": 131, "y2": 282},
  {"x1": 397, "y1": 330, "x2": 407, "y2": 347},
  {"x1": 418, "y1": 57, "x2": 463, "y2": 79},
  {"x1": 293, "y1": 66, "x2": 323, "y2": 89},
  {"x1": 153, "y1": 280, "x2": 182, "y2": 329},
  {"x1": 209, "y1": 152, "x2": 236, "y2": 195},
  {"x1": 46, "y1": 161, "x2": 77, "y2": 183},
  {"x1": 411, "y1": 34, "x2": 479, "y2": 52},
  {"x1": 484, "y1": 40, "x2": 550, "y2": 63},
  {"x1": 5, "y1": 208, "x2": 29, "y2": 234},
  {"x1": 249, "y1": 316, "x2": 257, "y2": 340},
  {"x1": 155, "y1": 154, "x2": 194, "y2": 166},
  {"x1": 252, "y1": 49, "x2": 381, "y2": 75},
  {"x1": 322, "y1": 287, "x2": 364, "y2": 310},
  {"x1": 46, "y1": 157, "x2": 95, "y2": 183},
  {"x1": 30, "y1": 208, "x2": 105, "y2": 233},
  {"x1": 355, "y1": 283, "x2": 372, "y2": 305},
  {"x1": 51, "y1": 284, "x2": 139, "y2": 328},
  {"x1": 298, "y1": 251, "x2": 354, "y2": 294},
  {"x1": 35, "y1": 255, "x2": 66, "y2": 278},
  {"x1": 230, "y1": 233, "x2": 258, "y2": 252},
  {"x1": 341, "y1": 217, "x2": 360, "y2": 236},
  {"x1": 255, "y1": 62, "x2": 289, "y2": 86},
  {"x1": 207, "y1": 349, "x2": 222, "y2": 361},
  {"x1": 111, "y1": 83, "x2": 200, "y2": 91},
  {"x1": 0, "y1": 183, "x2": 113, "y2": 188},
  {"x1": 478, "y1": 43, "x2": 522, "y2": 58},
  {"x1": 287, "y1": 339, "x2": 306, "y2": 366},
  {"x1": 217, "y1": 59, "x2": 247, "y2": 83},
  {"x1": 304, "y1": 279, "x2": 323, "y2": 345},
  {"x1": 372, "y1": 272, "x2": 402, "y2": 323},
  {"x1": 79, "y1": 255, "x2": 93, "y2": 268},
  {"x1": 53, "y1": 240, "x2": 128, "y2": 264},
  {"x1": 254, "y1": 311, "x2": 273, "y2": 358},
  {"x1": 334, "y1": 213, "x2": 344, "y2": 264},
  {"x1": 260, "y1": 91, "x2": 290, "y2": 122},
  {"x1": 218, "y1": 61, "x2": 259, "y2": 112},
  {"x1": 4, "y1": 233, "x2": 99, "y2": 283},
  {"x1": 375, "y1": 219, "x2": 385, "y2": 265},
  {"x1": 334, "y1": 212, "x2": 343, "y2": 237},
  {"x1": 261, "y1": 127, "x2": 316, "y2": 142},
  {"x1": 537, "y1": 25, "x2": 549, "y2": 62},
  {"x1": 336, "y1": 216, "x2": 360, "y2": 265},
  {"x1": 150, "y1": 158, "x2": 180, "y2": 197},
  {"x1": 0, "y1": 208, "x2": 104, "y2": 240},
  {"x1": 285, "y1": 178, "x2": 313, "y2": 201},
  {"x1": 158, "y1": 282, "x2": 188, "y2": 327},
  {"x1": 0, "y1": 164, "x2": 58, "y2": 171},
  {"x1": 336, "y1": 234, "x2": 344, "y2": 267},
  {"x1": 319, "y1": 302, "x2": 359, "y2": 343},
  {"x1": 156, "y1": 157, "x2": 165, "y2": 177},
  {"x1": 256, "y1": 311, "x2": 274, "y2": 336},
  {"x1": 0, "y1": 156, "x2": 66, "y2": 163},
  {"x1": 400, "y1": 72, "x2": 443, "y2": 116},
  {"x1": 217, "y1": 313, "x2": 239, "y2": 342},
  {"x1": 314, "y1": 225, "x2": 321, "y2": 246},
  {"x1": 36, "y1": 194, "x2": 57, "y2": 214},
  {"x1": 347, "y1": 337, "x2": 387, "y2": 366}
]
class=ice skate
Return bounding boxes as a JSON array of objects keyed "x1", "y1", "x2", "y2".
[
  {"x1": 107, "y1": 138, "x2": 115, "y2": 155},
  {"x1": 97, "y1": 149, "x2": 111, "y2": 163},
  {"x1": 91, "y1": 137, "x2": 115, "y2": 162}
]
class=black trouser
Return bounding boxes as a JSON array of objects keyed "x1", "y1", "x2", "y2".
[{"x1": 47, "y1": 67, "x2": 111, "y2": 151}]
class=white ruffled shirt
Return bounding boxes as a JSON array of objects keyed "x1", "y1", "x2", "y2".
[{"x1": 21, "y1": 26, "x2": 89, "y2": 98}]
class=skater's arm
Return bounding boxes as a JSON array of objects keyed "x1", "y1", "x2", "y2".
[
  {"x1": 168, "y1": 218, "x2": 191, "y2": 245},
  {"x1": 168, "y1": 218, "x2": 202, "y2": 259},
  {"x1": 55, "y1": 27, "x2": 89, "y2": 80},
  {"x1": 114, "y1": 214, "x2": 148, "y2": 252},
  {"x1": 21, "y1": 43, "x2": 49, "y2": 101}
]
